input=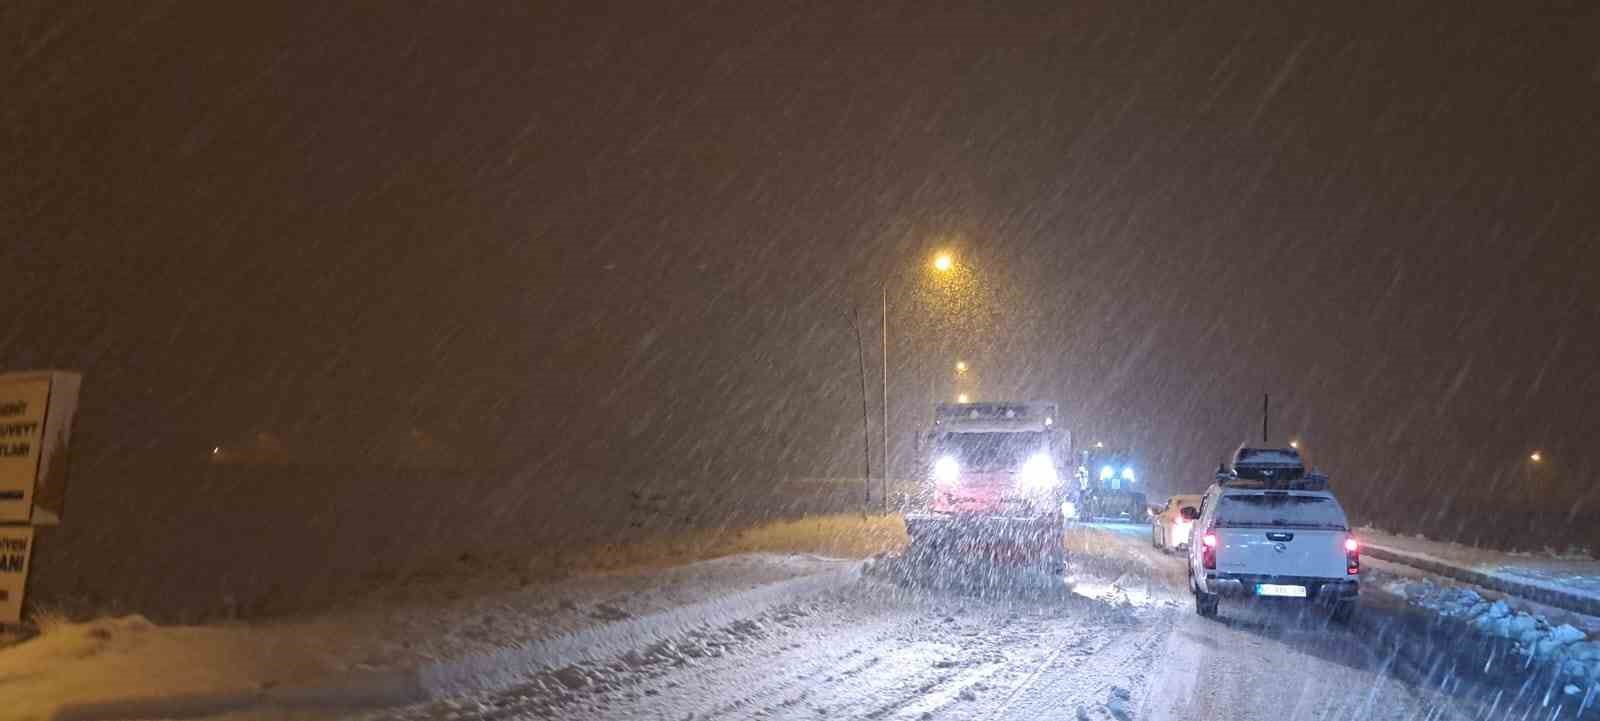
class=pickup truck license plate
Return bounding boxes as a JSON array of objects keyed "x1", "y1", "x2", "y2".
[{"x1": 1256, "y1": 584, "x2": 1307, "y2": 598}]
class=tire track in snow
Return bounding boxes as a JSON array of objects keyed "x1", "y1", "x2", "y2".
[
  {"x1": 416, "y1": 566, "x2": 860, "y2": 700},
  {"x1": 385, "y1": 589, "x2": 930, "y2": 720},
  {"x1": 409, "y1": 573, "x2": 1137, "y2": 721},
  {"x1": 981, "y1": 611, "x2": 1171, "y2": 721},
  {"x1": 687, "y1": 611, "x2": 917, "y2": 721},
  {"x1": 678, "y1": 589, "x2": 1029, "y2": 721}
]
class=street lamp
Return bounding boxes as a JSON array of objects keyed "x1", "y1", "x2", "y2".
[
  {"x1": 955, "y1": 361, "x2": 968, "y2": 374},
  {"x1": 861, "y1": 250, "x2": 961, "y2": 513},
  {"x1": 1289, "y1": 440, "x2": 1300, "y2": 450},
  {"x1": 1521, "y1": 451, "x2": 1547, "y2": 506},
  {"x1": 957, "y1": 393, "x2": 970, "y2": 404}
]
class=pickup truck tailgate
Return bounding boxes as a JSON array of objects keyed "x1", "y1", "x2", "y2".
[{"x1": 1215, "y1": 527, "x2": 1349, "y2": 579}]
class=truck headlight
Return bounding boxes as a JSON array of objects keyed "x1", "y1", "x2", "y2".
[
  {"x1": 933, "y1": 455, "x2": 960, "y2": 487},
  {"x1": 1099, "y1": 465, "x2": 1115, "y2": 481},
  {"x1": 1121, "y1": 467, "x2": 1135, "y2": 482},
  {"x1": 1020, "y1": 453, "x2": 1058, "y2": 489}
]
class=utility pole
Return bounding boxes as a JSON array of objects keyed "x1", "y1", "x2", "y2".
[
  {"x1": 881, "y1": 285, "x2": 889, "y2": 514},
  {"x1": 850, "y1": 308, "x2": 872, "y2": 513},
  {"x1": 1262, "y1": 393, "x2": 1270, "y2": 444}
]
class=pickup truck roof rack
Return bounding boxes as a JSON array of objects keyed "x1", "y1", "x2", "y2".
[
  {"x1": 1212, "y1": 469, "x2": 1331, "y2": 491},
  {"x1": 1213, "y1": 445, "x2": 1330, "y2": 491}
]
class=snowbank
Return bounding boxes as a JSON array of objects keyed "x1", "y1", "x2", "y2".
[
  {"x1": 1373, "y1": 572, "x2": 1600, "y2": 687},
  {"x1": 1357, "y1": 524, "x2": 1600, "y2": 691},
  {"x1": 29, "y1": 463, "x2": 885, "y2": 623},
  {"x1": 0, "y1": 614, "x2": 349, "y2": 721},
  {"x1": 3, "y1": 514, "x2": 904, "y2": 721}
]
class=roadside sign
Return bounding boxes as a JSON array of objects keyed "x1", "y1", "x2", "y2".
[
  {"x1": 0, "y1": 526, "x2": 32, "y2": 624},
  {"x1": 0, "y1": 371, "x2": 81, "y2": 525}
]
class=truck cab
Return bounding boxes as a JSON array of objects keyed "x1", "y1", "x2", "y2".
[{"x1": 929, "y1": 428, "x2": 1059, "y2": 517}]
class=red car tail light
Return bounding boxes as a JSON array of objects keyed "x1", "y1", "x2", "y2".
[{"x1": 1201, "y1": 530, "x2": 1217, "y2": 570}]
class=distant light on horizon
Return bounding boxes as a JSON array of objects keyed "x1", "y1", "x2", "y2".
[{"x1": 1531, "y1": 451, "x2": 1543, "y2": 462}]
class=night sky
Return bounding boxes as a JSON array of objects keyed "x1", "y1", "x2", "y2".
[{"x1": 5, "y1": 1, "x2": 1597, "y2": 520}]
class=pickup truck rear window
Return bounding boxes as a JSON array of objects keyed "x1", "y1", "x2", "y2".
[{"x1": 1215, "y1": 494, "x2": 1348, "y2": 530}]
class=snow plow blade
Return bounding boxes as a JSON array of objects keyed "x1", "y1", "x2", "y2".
[{"x1": 903, "y1": 512, "x2": 1065, "y2": 570}]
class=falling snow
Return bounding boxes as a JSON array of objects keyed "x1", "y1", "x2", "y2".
[{"x1": 3, "y1": 1, "x2": 1598, "y2": 719}]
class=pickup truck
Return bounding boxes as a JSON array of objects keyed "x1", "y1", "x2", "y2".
[{"x1": 1186, "y1": 449, "x2": 1360, "y2": 622}]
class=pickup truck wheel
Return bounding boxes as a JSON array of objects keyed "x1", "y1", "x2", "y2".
[{"x1": 1194, "y1": 589, "x2": 1219, "y2": 618}]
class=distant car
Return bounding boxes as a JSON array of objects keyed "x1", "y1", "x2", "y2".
[
  {"x1": 1188, "y1": 446, "x2": 1360, "y2": 623},
  {"x1": 1151, "y1": 494, "x2": 1203, "y2": 552}
]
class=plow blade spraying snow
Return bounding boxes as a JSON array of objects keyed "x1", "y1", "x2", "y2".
[{"x1": 904, "y1": 513, "x2": 1066, "y2": 572}]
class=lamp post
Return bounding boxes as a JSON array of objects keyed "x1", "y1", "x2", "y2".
[
  {"x1": 880, "y1": 284, "x2": 887, "y2": 513},
  {"x1": 873, "y1": 251, "x2": 958, "y2": 513},
  {"x1": 1526, "y1": 450, "x2": 1544, "y2": 504}
]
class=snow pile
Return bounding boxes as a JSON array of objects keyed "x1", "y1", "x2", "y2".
[
  {"x1": 0, "y1": 614, "x2": 346, "y2": 721},
  {"x1": 1104, "y1": 685, "x2": 1136, "y2": 720},
  {"x1": 1383, "y1": 577, "x2": 1600, "y2": 683},
  {"x1": 2, "y1": 552, "x2": 854, "y2": 721}
]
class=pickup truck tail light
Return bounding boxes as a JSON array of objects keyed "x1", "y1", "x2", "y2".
[
  {"x1": 1345, "y1": 536, "x2": 1360, "y2": 575},
  {"x1": 1201, "y1": 530, "x2": 1217, "y2": 570}
]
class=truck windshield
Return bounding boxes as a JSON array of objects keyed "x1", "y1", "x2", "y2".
[
  {"x1": 1216, "y1": 494, "x2": 1348, "y2": 529},
  {"x1": 941, "y1": 432, "x2": 1046, "y2": 470}
]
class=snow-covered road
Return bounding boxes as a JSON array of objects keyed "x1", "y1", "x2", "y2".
[{"x1": 325, "y1": 524, "x2": 1579, "y2": 721}]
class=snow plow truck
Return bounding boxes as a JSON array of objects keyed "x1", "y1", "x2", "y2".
[
  {"x1": 905, "y1": 401, "x2": 1069, "y2": 572},
  {"x1": 1068, "y1": 446, "x2": 1150, "y2": 523}
]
